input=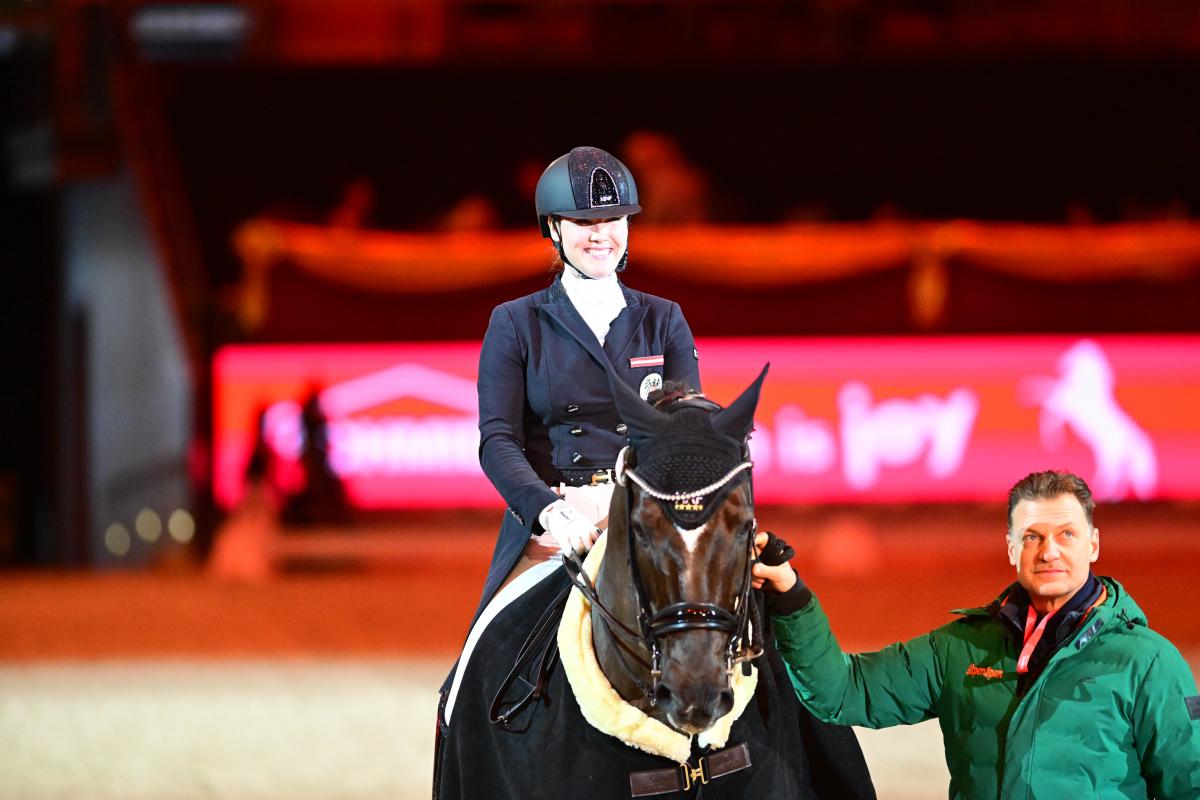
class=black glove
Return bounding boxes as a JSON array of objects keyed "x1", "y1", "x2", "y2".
[
  {"x1": 756, "y1": 530, "x2": 795, "y2": 567},
  {"x1": 754, "y1": 530, "x2": 810, "y2": 613}
]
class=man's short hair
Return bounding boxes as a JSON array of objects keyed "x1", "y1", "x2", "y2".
[{"x1": 1006, "y1": 470, "x2": 1095, "y2": 535}]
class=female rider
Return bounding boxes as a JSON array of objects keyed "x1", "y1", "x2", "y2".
[{"x1": 440, "y1": 145, "x2": 702, "y2": 720}]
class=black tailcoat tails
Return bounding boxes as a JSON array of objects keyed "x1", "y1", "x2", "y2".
[{"x1": 435, "y1": 569, "x2": 876, "y2": 799}]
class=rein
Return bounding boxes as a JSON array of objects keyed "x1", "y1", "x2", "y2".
[{"x1": 562, "y1": 551, "x2": 657, "y2": 708}]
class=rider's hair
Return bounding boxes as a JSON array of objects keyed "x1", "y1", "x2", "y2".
[{"x1": 1006, "y1": 470, "x2": 1095, "y2": 536}]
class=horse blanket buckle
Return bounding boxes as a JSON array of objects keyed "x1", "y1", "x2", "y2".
[
  {"x1": 628, "y1": 743, "x2": 751, "y2": 796},
  {"x1": 590, "y1": 470, "x2": 613, "y2": 486},
  {"x1": 681, "y1": 758, "x2": 708, "y2": 791}
]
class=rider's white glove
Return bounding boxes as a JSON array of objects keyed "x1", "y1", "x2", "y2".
[{"x1": 538, "y1": 499, "x2": 599, "y2": 555}]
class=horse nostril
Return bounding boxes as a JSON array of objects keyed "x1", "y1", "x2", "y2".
[
  {"x1": 710, "y1": 686, "x2": 729, "y2": 714},
  {"x1": 654, "y1": 685, "x2": 673, "y2": 707}
]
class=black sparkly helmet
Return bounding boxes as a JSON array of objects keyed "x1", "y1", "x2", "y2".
[{"x1": 535, "y1": 146, "x2": 641, "y2": 238}]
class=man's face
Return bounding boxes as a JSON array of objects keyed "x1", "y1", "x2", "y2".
[{"x1": 1007, "y1": 493, "x2": 1099, "y2": 614}]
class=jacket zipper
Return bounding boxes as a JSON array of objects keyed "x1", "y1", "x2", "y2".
[{"x1": 1005, "y1": 603, "x2": 1110, "y2": 798}]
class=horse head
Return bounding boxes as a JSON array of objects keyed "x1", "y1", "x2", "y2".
[{"x1": 593, "y1": 365, "x2": 768, "y2": 736}]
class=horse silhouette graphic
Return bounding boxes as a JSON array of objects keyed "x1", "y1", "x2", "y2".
[{"x1": 1019, "y1": 340, "x2": 1157, "y2": 501}]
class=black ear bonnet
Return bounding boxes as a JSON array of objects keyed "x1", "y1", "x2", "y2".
[{"x1": 610, "y1": 366, "x2": 768, "y2": 527}]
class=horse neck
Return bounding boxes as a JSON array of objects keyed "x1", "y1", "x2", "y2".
[{"x1": 592, "y1": 487, "x2": 657, "y2": 710}]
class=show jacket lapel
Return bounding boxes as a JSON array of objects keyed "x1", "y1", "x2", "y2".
[
  {"x1": 536, "y1": 277, "x2": 612, "y2": 371},
  {"x1": 602, "y1": 283, "x2": 649, "y2": 363}
]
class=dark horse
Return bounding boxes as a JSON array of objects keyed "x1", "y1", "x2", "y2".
[{"x1": 435, "y1": 368, "x2": 875, "y2": 799}]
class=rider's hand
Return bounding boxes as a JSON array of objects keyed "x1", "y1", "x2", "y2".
[
  {"x1": 539, "y1": 499, "x2": 602, "y2": 555},
  {"x1": 751, "y1": 531, "x2": 798, "y2": 593}
]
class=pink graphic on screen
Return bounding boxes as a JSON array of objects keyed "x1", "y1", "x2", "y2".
[
  {"x1": 213, "y1": 336, "x2": 1200, "y2": 509},
  {"x1": 1019, "y1": 340, "x2": 1157, "y2": 500}
]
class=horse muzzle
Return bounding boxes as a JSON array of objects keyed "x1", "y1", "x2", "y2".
[
  {"x1": 655, "y1": 633, "x2": 736, "y2": 734},
  {"x1": 657, "y1": 681, "x2": 736, "y2": 735}
]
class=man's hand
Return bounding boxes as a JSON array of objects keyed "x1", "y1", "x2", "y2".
[
  {"x1": 539, "y1": 499, "x2": 602, "y2": 554},
  {"x1": 752, "y1": 531, "x2": 798, "y2": 593}
]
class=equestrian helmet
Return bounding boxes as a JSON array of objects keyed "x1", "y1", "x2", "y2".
[{"x1": 535, "y1": 146, "x2": 641, "y2": 238}]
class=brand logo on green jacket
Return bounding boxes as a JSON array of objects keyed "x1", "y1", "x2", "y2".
[{"x1": 965, "y1": 663, "x2": 1004, "y2": 680}]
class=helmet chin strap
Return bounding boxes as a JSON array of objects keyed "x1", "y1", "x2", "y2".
[{"x1": 551, "y1": 218, "x2": 628, "y2": 280}]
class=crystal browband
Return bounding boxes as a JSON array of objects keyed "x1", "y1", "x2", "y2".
[{"x1": 616, "y1": 453, "x2": 754, "y2": 503}]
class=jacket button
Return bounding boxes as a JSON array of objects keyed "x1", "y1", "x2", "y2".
[
  {"x1": 569, "y1": 426, "x2": 584, "y2": 436},
  {"x1": 571, "y1": 452, "x2": 583, "y2": 464},
  {"x1": 615, "y1": 423, "x2": 628, "y2": 434},
  {"x1": 565, "y1": 404, "x2": 580, "y2": 414}
]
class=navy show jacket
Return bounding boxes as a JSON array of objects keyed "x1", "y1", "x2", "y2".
[{"x1": 473, "y1": 274, "x2": 701, "y2": 620}]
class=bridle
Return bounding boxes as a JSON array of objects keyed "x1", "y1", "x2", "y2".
[{"x1": 563, "y1": 397, "x2": 764, "y2": 709}]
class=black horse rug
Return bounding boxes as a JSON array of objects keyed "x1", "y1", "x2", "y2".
[{"x1": 434, "y1": 535, "x2": 875, "y2": 799}]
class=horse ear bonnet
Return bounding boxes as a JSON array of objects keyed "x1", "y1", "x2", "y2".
[{"x1": 609, "y1": 365, "x2": 769, "y2": 527}]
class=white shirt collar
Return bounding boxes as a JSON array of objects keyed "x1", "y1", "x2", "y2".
[
  {"x1": 561, "y1": 267, "x2": 624, "y2": 306},
  {"x1": 561, "y1": 268, "x2": 626, "y2": 344}
]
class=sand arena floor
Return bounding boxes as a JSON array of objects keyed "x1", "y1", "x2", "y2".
[{"x1": 1, "y1": 504, "x2": 1197, "y2": 799}]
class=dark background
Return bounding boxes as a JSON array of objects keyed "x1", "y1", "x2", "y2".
[{"x1": 4, "y1": 1, "x2": 1200, "y2": 564}]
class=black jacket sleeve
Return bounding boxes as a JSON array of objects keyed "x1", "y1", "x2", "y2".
[
  {"x1": 663, "y1": 302, "x2": 701, "y2": 391},
  {"x1": 476, "y1": 304, "x2": 559, "y2": 531}
]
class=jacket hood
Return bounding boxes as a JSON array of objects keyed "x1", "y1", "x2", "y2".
[{"x1": 1096, "y1": 576, "x2": 1148, "y2": 629}]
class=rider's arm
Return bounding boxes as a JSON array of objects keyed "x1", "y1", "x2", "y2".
[
  {"x1": 662, "y1": 302, "x2": 701, "y2": 390},
  {"x1": 477, "y1": 304, "x2": 559, "y2": 531}
]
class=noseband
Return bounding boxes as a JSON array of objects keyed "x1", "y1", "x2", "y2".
[{"x1": 564, "y1": 419, "x2": 764, "y2": 708}]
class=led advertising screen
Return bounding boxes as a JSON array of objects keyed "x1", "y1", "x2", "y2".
[{"x1": 213, "y1": 336, "x2": 1200, "y2": 509}]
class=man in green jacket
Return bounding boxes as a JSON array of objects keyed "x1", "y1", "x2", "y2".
[{"x1": 752, "y1": 470, "x2": 1200, "y2": 798}]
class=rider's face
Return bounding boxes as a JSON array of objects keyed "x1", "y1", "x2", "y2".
[{"x1": 550, "y1": 215, "x2": 628, "y2": 279}]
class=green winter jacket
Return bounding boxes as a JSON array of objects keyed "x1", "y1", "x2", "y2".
[{"x1": 773, "y1": 577, "x2": 1200, "y2": 799}]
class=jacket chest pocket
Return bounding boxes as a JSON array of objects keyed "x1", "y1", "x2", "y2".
[{"x1": 627, "y1": 354, "x2": 665, "y2": 371}]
